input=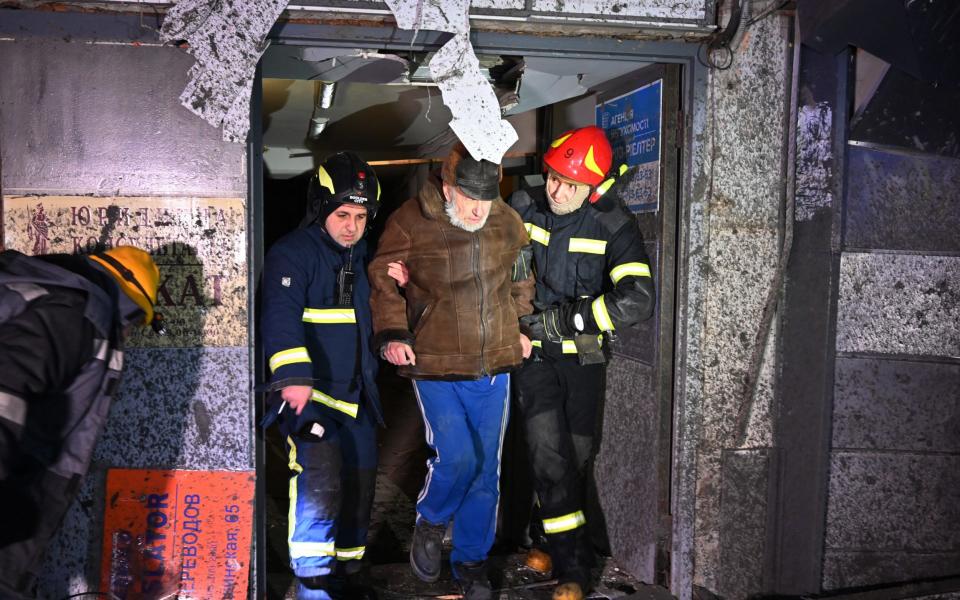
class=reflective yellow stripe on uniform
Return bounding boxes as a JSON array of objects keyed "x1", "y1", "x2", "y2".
[
  {"x1": 336, "y1": 546, "x2": 366, "y2": 561},
  {"x1": 311, "y1": 389, "x2": 359, "y2": 418},
  {"x1": 568, "y1": 238, "x2": 606, "y2": 254},
  {"x1": 533, "y1": 339, "x2": 601, "y2": 353},
  {"x1": 610, "y1": 262, "x2": 651, "y2": 284},
  {"x1": 287, "y1": 436, "x2": 329, "y2": 559},
  {"x1": 289, "y1": 540, "x2": 336, "y2": 559},
  {"x1": 287, "y1": 436, "x2": 301, "y2": 551},
  {"x1": 302, "y1": 308, "x2": 357, "y2": 323},
  {"x1": 592, "y1": 295, "x2": 615, "y2": 331},
  {"x1": 269, "y1": 346, "x2": 311, "y2": 372},
  {"x1": 525, "y1": 223, "x2": 550, "y2": 246},
  {"x1": 543, "y1": 510, "x2": 586, "y2": 534},
  {"x1": 287, "y1": 439, "x2": 335, "y2": 557}
]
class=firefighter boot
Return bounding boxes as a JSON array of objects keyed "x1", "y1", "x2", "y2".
[
  {"x1": 553, "y1": 582, "x2": 584, "y2": 600},
  {"x1": 524, "y1": 547, "x2": 553, "y2": 574},
  {"x1": 453, "y1": 560, "x2": 492, "y2": 600},
  {"x1": 409, "y1": 519, "x2": 446, "y2": 582},
  {"x1": 328, "y1": 561, "x2": 378, "y2": 600},
  {"x1": 297, "y1": 575, "x2": 332, "y2": 600},
  {"x1": 547, "y1": 528, "x2": 590, "y2": 600}
]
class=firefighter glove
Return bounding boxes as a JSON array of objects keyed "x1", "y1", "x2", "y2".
[{"x1": 521, "y1": 299, "x2": 591, "y2": 343}]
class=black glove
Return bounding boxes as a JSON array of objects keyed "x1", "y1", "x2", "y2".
[{"x1": 521, "y1": 299, "x2": 592, "y2": 343}]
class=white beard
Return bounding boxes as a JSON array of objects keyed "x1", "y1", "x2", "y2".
[{"x1": 445, "y1": 201, "x2": 488, "y2": 232}]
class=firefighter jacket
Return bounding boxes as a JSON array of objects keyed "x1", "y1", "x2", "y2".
[
  {"x1": 368, "y1": 176, "x2": 535, "y2": 380},
  {"x1": 507, "y1": 185, "x2": 655, "y2": 359},
  {"x1": 262, "y1": 224, "x2": 383, "y2": 430},
  {"x1": 0, "y1": 250, "x2": 126, "y2": 595}
]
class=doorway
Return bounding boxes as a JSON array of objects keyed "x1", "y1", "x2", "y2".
[{"x1": 253, "y1": 30, "x2": 686, "y2": 599}]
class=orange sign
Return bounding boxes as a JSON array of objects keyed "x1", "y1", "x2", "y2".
[{"x1": 101, "y1": 469, "x2": 255, "y2": 600}]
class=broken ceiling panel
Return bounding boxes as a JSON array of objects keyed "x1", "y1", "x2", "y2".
[
  {"x1": 161, "y1": 0, "x2": 289, "y2": 143},
  {"x1": 471, "y1": 0, "x2": 524, "y2": 7},
  {"x1": 531, "y1": 0, "x2": 705, "y2": 20},
  {"x1": 429, "y1": 32, "x2": 518, "y2": 163},
  {"x1": 385, "y1": 0, "x2": 471, "y2": 34},
  {"x1": 263, "y1": 47, "x2": 356, "y2": 80},
  {"x1": 305, "y1": 52, "x2": 411, "y2": 84},
  {"x1": 503, "y1": 56, "x2": 650, "y2": 116},
  {"x1": 383, "y1": 0, "x2": 517, "y2": 163}
]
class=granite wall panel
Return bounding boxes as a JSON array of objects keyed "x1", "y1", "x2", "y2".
[
  {"x1": 844, "y1": 147, "x2": 960, "y2": 253},
  {"x1": 823, "y1": 551, "x2": 960, "y2": 590},
  {"x1": 94, "y1": 347, "x2": 252, "y2": 470},
  {"x1": 595, "y1": 357, "x2": 659, "y2": 583},
  {"x1": 0, "y1": 39, "x2": 246, "y2": 197},
  {"x1": 834, "y1": 357, "x2": 960, "y2": 452},
  {"x1": 825, "y1": 452, "x2": 960, "y2": 553},
  {"x1": 836, "y1": 253, "x2": 960, "y2": 357},
  {"x1": 718, "y1": 449, "x2": 777, "y2": 599},
  {"x1": 693, "y1": 7, "x2": 790, "y2": 580}
]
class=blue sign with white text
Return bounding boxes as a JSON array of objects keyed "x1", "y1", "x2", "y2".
[{"x1": 597, "y1": 80, "x2": 662, "y2": 212}]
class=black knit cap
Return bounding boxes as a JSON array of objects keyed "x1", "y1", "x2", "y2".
[{"x1": 455, "y1": 155, "x2": 501, "y2": 200}]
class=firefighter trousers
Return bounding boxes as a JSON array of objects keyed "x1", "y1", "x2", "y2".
[
  {"x1": 515, "y1": 354, "x2": 603, "y2": 587},
  {"x1": 284, "y1": 404, "x2": 377, "y2": 591}
]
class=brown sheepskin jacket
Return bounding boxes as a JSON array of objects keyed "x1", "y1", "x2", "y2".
[{"x1": 368, "y1": 177, "x2": 534, "y2": 380}]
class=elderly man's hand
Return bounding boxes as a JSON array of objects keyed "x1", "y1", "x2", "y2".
[
  {"x1": 387, "y1": 261, "x2": 409, "y2": 288},
  {"x1": 519, "y1": 333, "x2": 532, "y2": 358},
  {"x1": 383, "y1": 341, "x2": 416, "y2": 366}
]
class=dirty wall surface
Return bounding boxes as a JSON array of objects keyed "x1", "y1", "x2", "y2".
[
  {"x1": 690, "y1": 12, "x2": 791, "y2": 598},
  {"x1": 823, "y1": 97, "x2": 960, "y2": 587},
  {"x1": 0, "y1": 35, "x2": 251, "y2": 598}
]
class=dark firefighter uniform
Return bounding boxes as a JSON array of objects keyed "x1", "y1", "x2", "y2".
[
  {"x1": 508, "y1": 180, "x2": 655, "y2": 590},
  {"x1": 261, "y1": 153, "x2": 383, "y2": 600},
  {"x1": 0, "y1": 247, "x2": 160, "y2": 599},
  {"x1": 262, "y1": 226, "x2": 382, "y2": 586}
]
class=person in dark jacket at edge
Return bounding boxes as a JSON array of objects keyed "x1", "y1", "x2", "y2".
[
  {"x1": 261, "y1": 152, "x2": 384, "y2": 600},
  {"x1": 507, "y1": 126, "x2": 656, "y2": 600},
  {"x1": 368, "y1": 142, "x2": 535, "y2": 600},
  {"x1": 0, "y1": 244, "x2": 162, "y2": 599}
]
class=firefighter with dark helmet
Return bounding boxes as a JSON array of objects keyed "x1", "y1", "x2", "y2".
[
  {"x1": 261, "y1": 151, "x2": 384, "y2": 600},
  {"x1": 0, "y1": 245, "x2": 162, "y2": 597},
  {"x1": 507, "y1": 126, "x2": 656, "y2": 600}
]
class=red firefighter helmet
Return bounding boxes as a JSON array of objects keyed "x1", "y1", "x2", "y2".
[{"x1": 542, "y1": 126, "x2": 613, "y2": 186}]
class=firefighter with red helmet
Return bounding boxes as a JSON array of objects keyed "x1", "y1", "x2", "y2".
[{"x1": 507, "y1": 126, "x2": 655, "y2": 600}]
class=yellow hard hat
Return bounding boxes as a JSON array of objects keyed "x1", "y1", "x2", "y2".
[{"x1": 90, "y1": 246, "x2": 160, "y2": 326}]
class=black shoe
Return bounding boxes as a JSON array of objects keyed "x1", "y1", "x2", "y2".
[
  {"x1": 329, "y1": 562, "x2": 379, "y2": 600},
  {"x1": 453, "y1": 561, "x2": 492, "y2": 600},
  {"x1": 410, "y1": 519, "x2": 446, "y2": 582}
]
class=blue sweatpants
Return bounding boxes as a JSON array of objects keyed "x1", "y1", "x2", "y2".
[
  {"x1": 412, "y1": 375, "x2": 510, "y2": 565},
  {"x1": 284, "y1": 405, "x2": 378, "y2": 593}
]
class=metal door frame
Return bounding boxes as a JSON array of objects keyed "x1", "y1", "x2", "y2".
[{"x1": 256, "y1": 21, "x2": 711, "y2": 600}]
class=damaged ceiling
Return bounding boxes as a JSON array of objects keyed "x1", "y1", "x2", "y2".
[
  {"x1": 260, "y1": 48, "x2": 650, "y2": 177},
  {"x1": 161, "y1": 0, "x2": 668, "y2": 174}
]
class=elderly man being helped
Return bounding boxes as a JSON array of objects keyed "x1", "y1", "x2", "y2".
[{"x1": 368, "y1": 143, "x2": 534, "y2": 600}]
